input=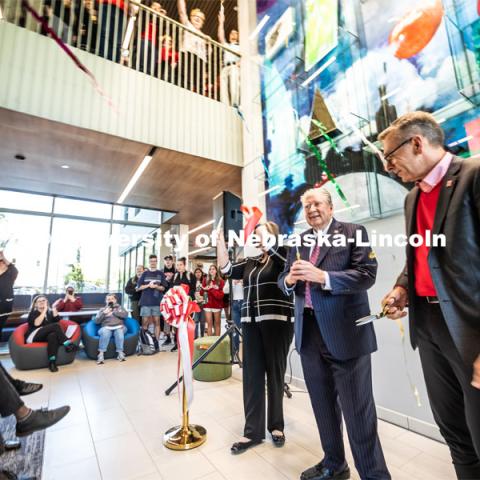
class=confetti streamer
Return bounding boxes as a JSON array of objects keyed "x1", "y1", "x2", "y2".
[
  {"x1": 21, "y1": 0, "x2": 118, "y2": 112},
  {"x1": 299, "y1": 123, "x2": 350, "y2": 208}
]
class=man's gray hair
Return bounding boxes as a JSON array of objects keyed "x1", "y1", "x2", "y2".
[
  {"x1": 301, "y1": 187, "x2": 333, "y2": 207},
  {"x1": 378, "y1": 111, "x2": 444, "y2": 147}
]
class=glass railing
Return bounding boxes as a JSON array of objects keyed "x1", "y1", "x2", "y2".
[{"x1": 1, "y1": 0, "x2": 241, "y2": 104}]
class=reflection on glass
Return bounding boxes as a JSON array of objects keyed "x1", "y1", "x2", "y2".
[
  {"x1": 47, "y1": 218, "x2": 110, "y2": 293},
  {"x1": 0, "y1": 213, "x2": 50, "y2": 293},
  {"x1": 54, "y1": 197, "x2": 112, "y2": 220},
  {"x1": 0, "y1": 190, "x2": 53, "y2": 213}
]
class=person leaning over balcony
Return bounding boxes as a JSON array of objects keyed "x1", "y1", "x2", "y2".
[
  {"x1": 136, "y1": 1, "x2": 166, "y2": 76},
  {"x1": 95, "y1": 293, "x2": 128, "y2": 364},
  {"x1": 73, "y1": 0, "x2": 99, "y2": 54},
  {"x1": 53, "y1": 285, "x2": 83, "y2": 313},
  {"x1": 177, "y1": 0, "x2": 211, "y2": 95},
  {"x1": 98, "y1": 0, "x2": 128, "y2": 62},
  {"x1": 25, "y1": 296, "x2": 79, "y2": 373},
  {"x1": 158, "y1": 35, "x2": 179, "y2": 84},
  {"x1": 0, "y1": 251, "x2": 18, "y2": 345},
  {"x1": 218, "y1": 4, "x2": 240, "y2": 107},
  {"x1": 42, "y1": 0, "x2": 73, "y2": 43},
  {"x1": 217, "y1": 222, "x2": 294, "y2": 454}
]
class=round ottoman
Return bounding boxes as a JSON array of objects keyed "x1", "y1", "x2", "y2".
[
  {"x1": 9, "y1": 320, "x2": 81, "y2": 370},
  {"x1": 193, "y1": 336, "x2": 232, "y2": 382},
  {"x1": 82, "y1": 317, "x2": 140, "y2": 360}
]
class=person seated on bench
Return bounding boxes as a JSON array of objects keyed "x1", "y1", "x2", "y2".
[
  {"x1": 95, "y1": 294, "x2": 128, "y2": 364},
  {"x1": 53, "y1": 285, "x2": 83, "y2": 312},
  {"x1": 0, "y1": 360, "x2": 70, "y2": 455},
  {"x1": 25, "y1": 296, "x2": 79, "y2": 373}
]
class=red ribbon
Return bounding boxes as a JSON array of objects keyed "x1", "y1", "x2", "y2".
[
  {"x1": 240, "y1": 206, "x2": 263, "y2": 242},
  {"x1": 21, "y1": 0, "x2": 117, "y2": 111}
]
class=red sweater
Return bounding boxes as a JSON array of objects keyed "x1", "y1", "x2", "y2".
[
  {"x1": 414, "y1": 183, "x2": 442, "y2": 296},
  {"x1": 56, "y1": 297, "x2": 83, "y2": 312},
  {"x1": 201, "y1": 278, "x2": 224, "y2": 309},
  {"x1": 98, "y1": 0, "x2": 127, "y2": 11}
]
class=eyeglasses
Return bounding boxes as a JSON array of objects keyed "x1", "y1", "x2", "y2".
[{"x1": 382, "y1": 137, "x2": 413, "y2": 165}]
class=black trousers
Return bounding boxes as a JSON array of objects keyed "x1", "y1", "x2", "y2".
[
  {"x1": 0, "y1": 299, "x2": 13, "y2": 342},
  {"x1": 241, "y1": 320, "x2": 293, "y2": 441},
  {"x1": 0, "y1": 362, "x2": 23, "y2": 418},
  {"x1": 32, "y1": 323, "x2": 68, "y2": 359},
  {"x1": 300, "y1": 311, "x2": 390, "y2": 480},
  {"x1": 416, "y1": 300, "x2": 480, "y2": 479}
]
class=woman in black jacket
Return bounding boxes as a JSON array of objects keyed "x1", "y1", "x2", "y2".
[
  {"x1": 25, "y1": 296, "x2": 78, "y2": 372},
  {"x1": 217, "y1": 221, "x2": 294, "y2": 454}
]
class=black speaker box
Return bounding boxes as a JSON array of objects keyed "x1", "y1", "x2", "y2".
[{"x1": 213, "y1": 191, "x2": 242, "y2": 240}]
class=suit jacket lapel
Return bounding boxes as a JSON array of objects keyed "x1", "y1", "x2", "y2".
[{"x1": 432, "y1": 158, "x2": 462, "y2": 235}]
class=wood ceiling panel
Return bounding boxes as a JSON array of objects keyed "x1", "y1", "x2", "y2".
[{"x1": 0, "y1": 108, "x2": 242, "y2": 227}]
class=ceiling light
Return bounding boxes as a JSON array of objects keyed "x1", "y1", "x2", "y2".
[
  {"x1": 189, "y1": 246, "x2": 212, "y2": 255},
  {"x1": 258, "y1": 185, "x2": 281, "y2": 197},
  {"x1": 188, "y1": 220, "x2": 215, "y2": 235},
  {"x1": 249, "y1": 15, "x2": 270, "y2": 40},
  {"x1": 61, "y1": 165, "x2": 70, "y2": 169},
  {"x1": 301, "y1": 56, "x2": 337, "y2": 87},
  {"x1": 447, "y1": 135, "x2": 473, "y2": 148},
  {"x1": 117, "y1": 154, "x2": 153, "y2": 204}
]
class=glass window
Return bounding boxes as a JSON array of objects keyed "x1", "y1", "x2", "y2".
[
  {"x1": 47, "y1": 218, "x2": 111, "y2": 293},
  {"x1": 112, "y1": 205, "x2": 166, "y2": 224},
  {"x1": 54, "y1": 197, "x2": 112, "y2": 220},
  {"x1": 0, "y1": 212, "x2": 50, "y2": 293},
  {"x1": 0, "y1": 190, "x2": 53, "y2": 213}
]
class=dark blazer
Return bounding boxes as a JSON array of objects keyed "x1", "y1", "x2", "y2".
[
  {"x1": 279, "y1": 218, "x2": 378, "y2": 360},
  {"x1": 395, "y1": 156, "x2": 480, "y2": 366}
]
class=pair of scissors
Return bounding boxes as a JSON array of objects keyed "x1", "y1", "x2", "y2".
[{"x1": 355, "y1": 303, "x2": 390, "y2": 326}]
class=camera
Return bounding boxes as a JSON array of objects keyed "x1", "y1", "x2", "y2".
[{"x1": 108, "y1": 302, "x2": 114, "y2": 308}]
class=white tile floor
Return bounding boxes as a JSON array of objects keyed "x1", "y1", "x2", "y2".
[{"x1": 2, "y1": 353, "x2": 456, "y2": 480}]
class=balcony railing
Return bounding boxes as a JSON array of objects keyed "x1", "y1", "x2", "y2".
[{"x1": 1, "y1": 0, "x2": 241, "y2": 104}]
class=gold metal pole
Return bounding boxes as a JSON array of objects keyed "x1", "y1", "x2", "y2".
[{"x1": 163, "y1": 349, "x2": 207, "y2": 450}]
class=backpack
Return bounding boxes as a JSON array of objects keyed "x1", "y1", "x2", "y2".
[{"x1": 137, "y1": 329, "x2": 159, "y2": 355}]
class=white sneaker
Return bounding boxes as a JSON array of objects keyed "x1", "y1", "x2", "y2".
[
  {"x1": 117, "y1": 352, "x2": 126, "y2": 362},
  {"x1": 97, "y1": 352, "x2": 104, "y2": 364},
  {"x1": 159, "y1": 332, "x2": 166, "y2": 340}
]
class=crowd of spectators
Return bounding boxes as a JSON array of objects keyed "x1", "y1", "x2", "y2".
[{"x1": 30, "y1": 0, "x2": 240, "y2": 103}]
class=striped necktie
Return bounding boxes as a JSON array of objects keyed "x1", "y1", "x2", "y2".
[{"x1": 305, "y1": 245, "x2": 320, "y2": 308}]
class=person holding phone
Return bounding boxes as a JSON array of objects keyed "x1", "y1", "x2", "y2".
[
  {"x1": 25, "y1": 296, "x2": 79, "y2": 372},
  {"x1": 94, "y1": 294, "x2": 128, "y2": 364},
  {"x1": 53, "y1": 285, "x2": 83, "y2": 312},
  {"x1": 201, "y1": 265, "x2": 224, "y2": 336}
]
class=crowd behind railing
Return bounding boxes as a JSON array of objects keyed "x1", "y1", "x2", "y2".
[{"x1": 1, "y1": 0, "x2": 241, "y2": 105}]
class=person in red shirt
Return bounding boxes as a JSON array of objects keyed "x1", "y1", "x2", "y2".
[
  {"x1": 53, "y1": 286, "x2": 83, "y2": 313},
  {"x1": 201, "y1": 265, "x2": 224, "y2": 336},
  {"x1": 158, "y1": 35, "x2": 179, "y2": 83}
]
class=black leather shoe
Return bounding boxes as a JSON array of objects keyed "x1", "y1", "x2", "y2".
[
  {"x1": 271, "y1": 432, "x2": 285, "y2": 447},
  {"x1": 49, "y1": 361, "x2": 59, "y2": 373},
  {"x1": 230, "y1": 439, "x2": 261, "y2": 454},
  {"x1": 0, "y1": 470, "x2": 18, "y2": 480},
  {"x1": 16, "y1": 406, "x2": 70, "y2": 437},
  {"x1": 301, "y1": 462, "x2": 350, "y2": 480},
  {"x1": 13, "y1": 380, "x2": 43, "y2": 396}
]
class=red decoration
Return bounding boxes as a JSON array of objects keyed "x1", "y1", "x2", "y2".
[
  {"x1": 240, "y1": 205, "x2": 263, "y2": 242},
  {"x1": 389, "y1": 1, "x2": 444, "y2": 59}
]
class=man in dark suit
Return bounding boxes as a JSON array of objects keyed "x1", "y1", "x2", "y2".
[
  {"x1": 279, "y1": 187, "x2": 390, "y2": 480},
  {"x1": 380, "y1": 111, "x2": 480, "y2": 479}
]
